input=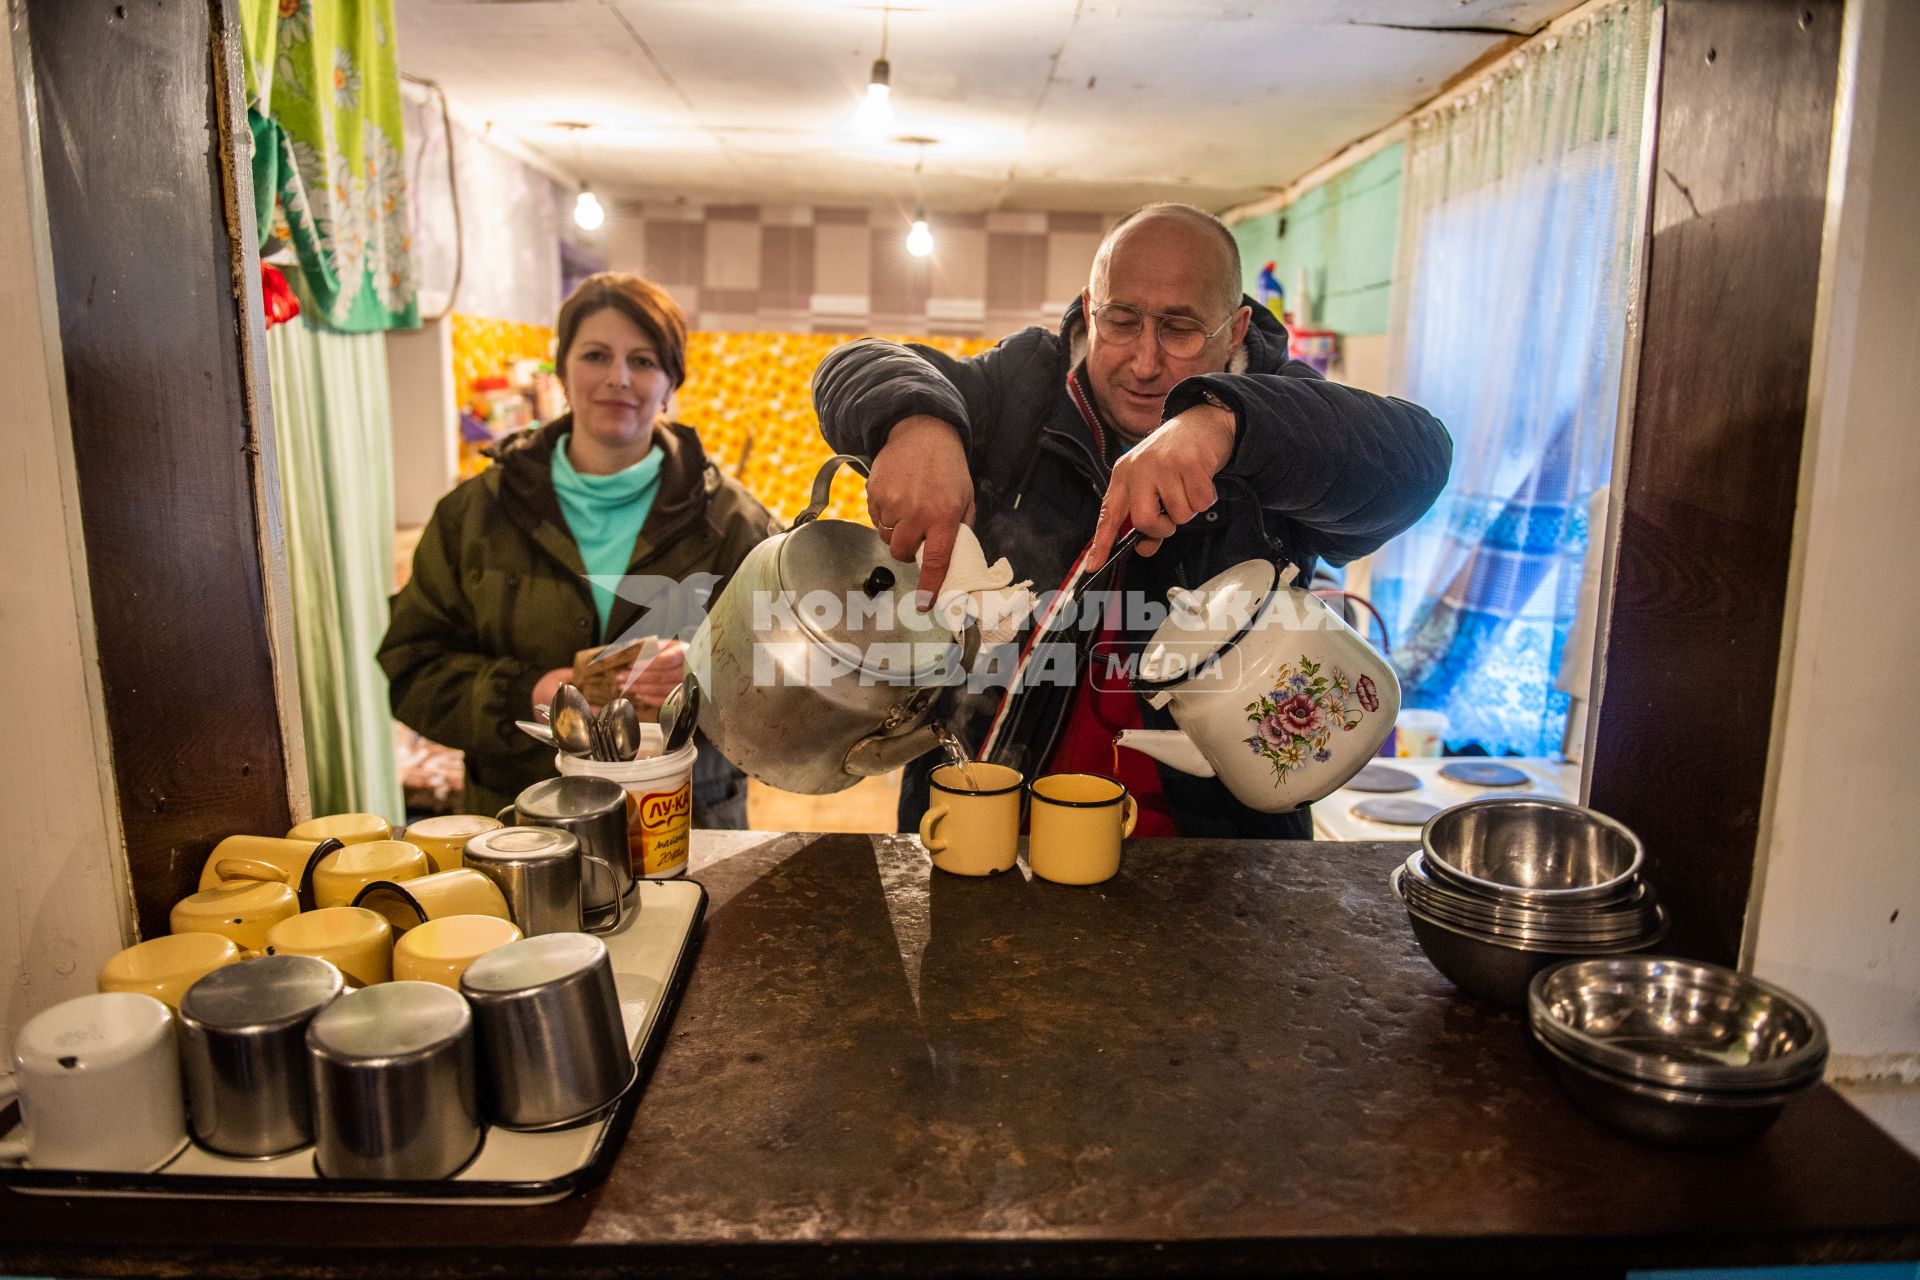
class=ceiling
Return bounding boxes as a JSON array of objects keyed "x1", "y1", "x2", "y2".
[{"x1": 394, "y1": 0, "x2": 1579, "y2": 215}]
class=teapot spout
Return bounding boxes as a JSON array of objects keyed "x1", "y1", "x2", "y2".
[
  {"x1": 1113, "y1": 729, "x2": 1215, "y2": 778},
  {"x1": 844, "y1": 722, "x2": 943, "y2": 777}
]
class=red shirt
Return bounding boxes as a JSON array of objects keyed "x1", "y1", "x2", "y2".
[
  {"x1": 997, "y1": 361, "x2": 1175, "y2": 835},
  {"x1": 1042, "y1": 601, "x2": 1179, "y2": 838}
]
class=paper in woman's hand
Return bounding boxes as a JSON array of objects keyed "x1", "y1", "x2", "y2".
[{"x1": 573, "y1": 636, "x2": 663, "y2": 706}]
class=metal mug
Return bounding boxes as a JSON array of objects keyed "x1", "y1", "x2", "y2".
[
  {"x1": 286, "y1": 812, "x2": 392, "y2": 847},
  {"x1": 169, "y1": 874, "x2": 300, "y2": 953},
  {"x1": 462, "y1": 826, "x2": 623, "y2": 937},
  {"x1": 498, "y1": 775, "x2": 634, "y2": 923},
  {"x1": 400, "y1": 813, "x2": 502, "y2": 873},
  {"x1": 393, "y1": 914, "x2": 523, "y2": 989},
  {"x1": 308, "y1": 839, "x2": 433, "y2": 910},
  {"x1": 0, "y1": 993, "x2": 187, "y2": 1171},
  {"x1": 351, "y1": 868, "x2": 513, "y2": 934},
  {"x1": 178, "y1": 954, "x2": 344, "y2": 1158},
  {"x1": 97, "y1": 932, "x2": 246, "y2": 1008},
  {"x1": 195, "y1": 835, "x2": 344, "y2": 905},
  {"x1": 264, "y1": 906, "x2": 393, "y2": 988},
  {"x1": 460, "y1": 933, "x2": 633, "y2": 1130},
  {"x1": 305, "y1": 981, "x2": 481, "y2": 1180}
]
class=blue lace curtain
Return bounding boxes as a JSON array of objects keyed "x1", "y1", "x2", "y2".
[{"x1": 1374, "y1": 0, "x2": 1652, "y2": 756}]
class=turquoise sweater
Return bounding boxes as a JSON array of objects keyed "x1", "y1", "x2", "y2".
[{"x1": 550, "y1": 433, "x2": 665, "y2": 634}]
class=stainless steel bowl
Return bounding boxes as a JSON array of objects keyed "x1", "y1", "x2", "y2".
[
  {"x1": 1422, "y1": 799, "x2": 1644, "y2": 903},
  {"x1": 1397, "y1": 860, "x2": 1661, "y2": 941},
  {"x1": 1393, "y1": 865, "x2": 1663, "y2": 947},
  {"x1": 1407, "y1": 896, "x2": 1662, "y2": 949},
  {"x1": 1529, "y1": 957, "x2": 1829, "y2": 1093},
  {"x1": 1396, "y1": 890, "x2": 1668, "y2": 1007},
  {"x1": 1533, "y1": 1029, "x2": 1811, "y2": 1147},
  {"x1": 1401, "y1": 852, "x2": 1647, "y2": 914}
]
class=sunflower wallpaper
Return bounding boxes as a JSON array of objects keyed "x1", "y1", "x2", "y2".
[{"x1": 673, "y1": 330, "x2": 994, "y2": 523}]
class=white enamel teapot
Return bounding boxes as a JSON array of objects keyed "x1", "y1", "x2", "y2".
[{"x1": 1115, "y1": 486, "x2": 1400, "y2": 813}]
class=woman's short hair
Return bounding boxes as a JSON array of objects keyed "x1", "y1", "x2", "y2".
[{"x1": 554, "y1": 272, "x2": 689, "y2": 390}]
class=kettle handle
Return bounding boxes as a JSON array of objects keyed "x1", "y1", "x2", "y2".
[
  {"x1": 793, "y1": 454, "x2": 872, "y2": 528},
  {"x1": 1212, "y1": 473, "x2": 1295, "y2": 567}
]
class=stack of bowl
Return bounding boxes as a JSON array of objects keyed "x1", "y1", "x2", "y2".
[
  {"x1": 1529, "y1": 956, "x2": 1829, "y2": 1146},
  {"x1": 1391, "y1": 797, "x2": 1667, "y2": 1006}
]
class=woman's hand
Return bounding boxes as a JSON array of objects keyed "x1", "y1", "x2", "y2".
[
  {"x1": 620, "y1": 639, "x2": 688, "y2": 721},
  {"x1": 531, "y1": 667, "x2": 573, "y2": 721}
]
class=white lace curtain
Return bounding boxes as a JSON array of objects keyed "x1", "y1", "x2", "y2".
[{"x1": 1375, "y1": 0, "x2": 1653, "y2": 755}]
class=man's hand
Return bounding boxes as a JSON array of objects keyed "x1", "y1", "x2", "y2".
[
  {"x1": 866, "y1": 415, "x2": 975, "y2": 606},
  {"x1": 1086, "y1": 399, "x2": 1237, "y2": 568}
]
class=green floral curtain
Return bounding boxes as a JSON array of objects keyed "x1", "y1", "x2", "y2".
[{"x1": 243, "y1": 0, "x2": 418, "y2": 332}]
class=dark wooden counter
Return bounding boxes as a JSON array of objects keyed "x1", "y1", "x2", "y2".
[{"x1": 4, "y1": 832, "x2": 1918, "y2": 1278}]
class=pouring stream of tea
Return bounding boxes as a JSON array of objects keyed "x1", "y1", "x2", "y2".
[{"x1": 935, "y1": 724, "x2": 980, "y2": 790}]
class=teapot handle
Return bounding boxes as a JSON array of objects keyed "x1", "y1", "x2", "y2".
[
  {"x1": 1211, "y1": 473, "x2": 1308, "y2": 577},
  {"x1": 793, "y1": 454, "x2": 872, "y2": 528}
]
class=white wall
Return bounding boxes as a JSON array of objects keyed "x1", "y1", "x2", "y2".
[
  {"x1": 386, "y1": 317, "x2": 457, "y2": 528},
  {"x1": 1335, "y1": 333, "x2": 1392, "y2": 396},
  {"x1": 404, "y1": 93, "x2": 565, "y2": 327},
  {"x1": 0, "y1": 23, "x2": 135, "y2": 1049},
  {"x1": 1748, "y1": 0, "x2": 1920, "y2": 1073}
]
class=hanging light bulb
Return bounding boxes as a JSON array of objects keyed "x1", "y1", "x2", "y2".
[
  {"x1": 906, "y1": 204, "x2": 933, "y2": 258},
  {"x1": 574, "y1": 185, "x2": 606, "y2": 231},
  {"x1": 856, "y1": 58, "x2": 894, "y2": 138}
]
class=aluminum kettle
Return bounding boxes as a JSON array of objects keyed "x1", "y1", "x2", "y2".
[{"x1": 689, "y1": 455, "x2": 977, "y2": 795}]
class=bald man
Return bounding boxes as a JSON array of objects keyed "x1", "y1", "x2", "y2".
[{"x1": 812, "y1": 203, "x2": 1450, "y2": 839}]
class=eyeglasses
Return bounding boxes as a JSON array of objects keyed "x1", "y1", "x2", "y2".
[{"x1": 1090, "y1": 302, "x2": 1235, "y2": 359}]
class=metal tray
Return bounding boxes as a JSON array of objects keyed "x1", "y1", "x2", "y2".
[{"x1": 0, "y1": 877, "x2": 706, "y2": 1206}]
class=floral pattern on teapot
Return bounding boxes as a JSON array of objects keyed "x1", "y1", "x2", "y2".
[{"x1": 1243, "y1": 657, "x2": 1382, "y2": 786}]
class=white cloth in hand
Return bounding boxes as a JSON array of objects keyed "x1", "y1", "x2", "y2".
[{"x1": 917, "y1": 525, "x2": 1037, "y2": 652}]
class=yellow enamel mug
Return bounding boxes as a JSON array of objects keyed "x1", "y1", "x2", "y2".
[
  {"x1": 352, "y1": 869, "x2": 513, "y2": 934},
  {"x1": 196, "y1": 835, "x2": 340, "y2": 894},
  {"x1": 1027, "y1": 773, "x2": 1139, "y2": 886},
  {"x1": 287, "y1": 813, "x2": 392, "y2": 846},
  {"x1": 264, "y1": 907, "x2": 392, "y2": 987},
  {"x1": 400, "y1": 814, "x2": 502, "y2": 874},
  {"x1": 98, "y1": 932, "x2": 245, "y2": 1008},
  {"x1": 310, "y1": 840, "x2": 432, "y2": 909},
  {"x1": 920, "y1": 763, "x2": 1023, "y2": 876},
  {"x1": 392, "y1": 914, "x2": 523, "y2": 989},
  {"x1": 169, "y1": 877, "x2": 299, "y2": 952}
]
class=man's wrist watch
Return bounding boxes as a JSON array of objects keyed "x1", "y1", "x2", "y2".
[{"x1": 1197, "y1": 387, "x2": 1236, "y2": 426}]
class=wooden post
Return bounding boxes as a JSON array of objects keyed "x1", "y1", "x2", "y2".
[
  {"x1": 1587, "y1": 0, "x2": 1844, "y2": 964},
  {"x1": 23, "y1": 0, "x2": 299, "y2": 939}
]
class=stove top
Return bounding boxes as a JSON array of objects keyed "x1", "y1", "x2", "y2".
[{"x1": 1312, "y1": 756, "x2": 1583, "y2": 842}]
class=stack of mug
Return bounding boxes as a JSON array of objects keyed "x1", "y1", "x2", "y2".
[
  {"x1": 919, "y1": 764, "x2": 1139, "y2": 885},
  {"x1": 4, "y1": 781, "x2": 648, "y2": 1180}
]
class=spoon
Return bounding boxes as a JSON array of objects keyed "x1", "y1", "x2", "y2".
[
  {"x1": 659, "y1": 674, "x2": 701, "y2": 756},
  {"x1": 550, "y1": 683, "x2": 598, "y2": 759},
  {"x1": 514, "y1": 720, "x2": 559, "y2": 749},
  {"x1": 605, "y1": 697, "x2": 641, "y2": 762}
]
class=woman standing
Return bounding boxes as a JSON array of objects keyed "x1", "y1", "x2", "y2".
[{"x1": 381, "y1": 273, "x2": 776, "y2": 820}]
